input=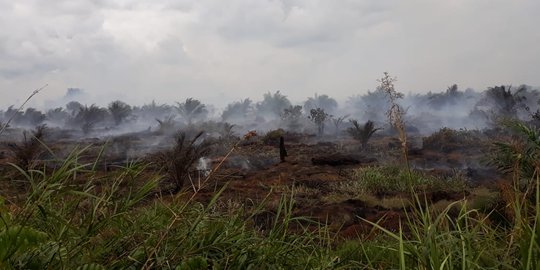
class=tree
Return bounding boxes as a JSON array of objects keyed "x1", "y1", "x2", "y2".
[
  {"x1": 72, "y1": 104, "x2": 109, "y2": 134},
  {"x1": 108, "y1": 100, "x2": 132, "y2": 126},
  {"x1": 256, "y1": 91, "x2": 291, "y2": 118},
  {"x1": 66, "y1": 101, "x2": 83, "y2": 116},
  {"x1": 21, "y1": 108, "x2": 46, "y2": 126},
  {"x1": 281, "y1": 105, "x2": 303, "y2": 132},
  {"x1": 308, "y1": 108, "x2": 329, "y2": 136},
  {"x1": 176, "y1": 98, "x2": 208, "y2": 125},
  {"x1": 4, "y1": 106, "x2": 24, "y2": 125},
  {"x1": 471, "y1": 85, "x2": 529, "y2": 126},
  {"x1": 46, "y1": 107, "x2": 70, "y2": 125},
  {"x1": 427, "y1": 84, "x2": 463, "y2": 109},
  {"x1": 221, "y1": 99, "x2": 252, "y2": 122},
  {"x1": 304, "y1": 94, "x2": 338, "y2": 114}
]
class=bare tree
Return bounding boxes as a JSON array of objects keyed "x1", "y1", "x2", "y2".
[{"x1": 331, "y1": 114, "x2": 349, "y2": 137}]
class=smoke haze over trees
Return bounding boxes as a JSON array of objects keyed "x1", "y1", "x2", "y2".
[{"x1": 1, "y1": 83, "x2": 540, "y2": 138}]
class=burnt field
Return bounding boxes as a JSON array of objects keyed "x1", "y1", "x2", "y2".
[
  {"x1": 0, "y1": 121, "x2": 514, "y2": 233},
  {"x1": 1, "y1": 82, "x2": 540, "y2": 269}
]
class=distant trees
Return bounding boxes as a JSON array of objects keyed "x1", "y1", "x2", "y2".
[
  {"x1": 72, "y1": 105, "x2": 109, "y2": 134},
  {"x1": 256, "y1": 91, "x2": 291, "y2": 118},
  {"x1": 1, "y1": 106, "x2": 45, "y2": 127},
  {"x1": 108, "y1": 100, "x2": 132, "y2": 126},
  {"x1": 222, "y1": 99, "x2": 253, "y2": 122},
  {"x1": 134, "y1": 100, "x2": 174, "y2": 122},
  {"x1": 304, "y1": 94, "x2": 337, "y2": 114},
  {"x1": 22, "y1": 108, "x2": 46, "y2": 126},
  {"x1": 471, "y1": 85, "x2": 530, "y2": 125},
  {"x1": 46, "y1": 108, "x2": 70, "y2": 125},
  {"x1": 176, "y1": 98, "x2": 208, "y2": 125},
  {"x1": 66, "y1": 101, "x2": 83, "y2": 116},
  {"x1": 427, "y1": 84, "x2": 464, "y2": 109}
]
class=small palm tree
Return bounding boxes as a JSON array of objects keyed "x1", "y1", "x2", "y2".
[
  {"x1": 347, "y1": 119, "x2": 381, "y2": 149},
  {"x1": 154, "y1": 131, "x2": 214, "y2": 193}
]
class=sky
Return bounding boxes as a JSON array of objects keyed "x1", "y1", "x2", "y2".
[{"x1": 0, "y1": 0, "x2": 539, "y2": 109}]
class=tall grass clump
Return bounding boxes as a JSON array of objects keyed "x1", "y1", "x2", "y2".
[{"x1": 350, "y1": 166, "x2": 468, "y2": 195}]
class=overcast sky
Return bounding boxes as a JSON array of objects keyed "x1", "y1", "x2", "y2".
[{"x1": 1, "y1": 0, "x2": 539, "y2": 108}]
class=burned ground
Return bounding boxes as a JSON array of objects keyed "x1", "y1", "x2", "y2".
[{"x1": 0, "y1": 126, "x2": 504, "y2": 239}]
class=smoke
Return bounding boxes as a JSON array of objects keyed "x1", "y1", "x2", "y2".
[
  {"x1": 2, "y1": 83, "x2": 539, "y2": 143},
  {"x1": 196, "y1": 157, "x2": 212, "y2": 176}
]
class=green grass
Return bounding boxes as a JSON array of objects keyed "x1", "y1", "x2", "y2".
[{"x1": 345, "y1": 165, "x2": 469, "y2": 195}]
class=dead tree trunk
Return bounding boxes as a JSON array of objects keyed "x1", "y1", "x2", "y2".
[{"x1": 279, "y1": 136, "x2": 287, "y2": 162}]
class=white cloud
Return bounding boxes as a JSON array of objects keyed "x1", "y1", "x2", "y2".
[{"x1": 0, "y1": 0, "x2": 539, "y2": 109}]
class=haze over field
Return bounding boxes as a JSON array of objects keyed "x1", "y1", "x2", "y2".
[{"x1": 1, "y1": 0, "x2": 539, "y2": 108}]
